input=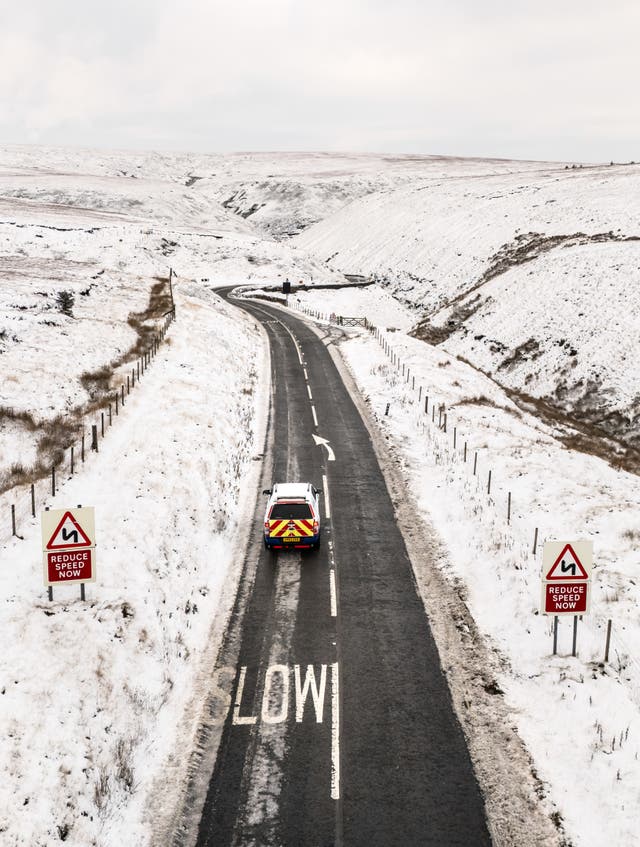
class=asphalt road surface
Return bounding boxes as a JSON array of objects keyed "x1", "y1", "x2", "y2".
[{"x1": 195, "y1": 292, "x2": 491, "y2": 846}]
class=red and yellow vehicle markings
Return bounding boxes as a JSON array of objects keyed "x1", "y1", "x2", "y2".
[{"x1": 268, "y1": 519, "x2": 315, "y2": 538}]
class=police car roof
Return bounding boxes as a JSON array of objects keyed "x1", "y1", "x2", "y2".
[{"x1": 273, "y1": 483, "x2": 312, "y2": 499}]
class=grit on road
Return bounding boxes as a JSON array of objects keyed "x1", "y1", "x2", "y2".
[{"x1": 194, "y1": 292, "x2": 491, "y2": 847}]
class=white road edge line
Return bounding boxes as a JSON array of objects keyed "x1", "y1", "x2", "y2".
[
  {"x1": 329, "y1": 569, "x2": 337, "y2": 618},
  {"x1": 307, "y1": 385, "x2": 313, "y2": 401},
  {"x1": 322, "y1": 473, "x2": 331, "y2": 519},
  {"x1": 291, "y1": 334, "x2": 303, "y2": 364},
  {"x1": 255, "y1": 306, "x2": 304, "y2": 364},
  {"x1": 331, "y1": 662, "x2": 340, "y2": 800},
  {"x1": 311, "y1": 405, "x2": 318, "y2": 427}
]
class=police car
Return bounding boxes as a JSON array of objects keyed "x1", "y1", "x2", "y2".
[{"x1": 262, "y1": 482, "x2": 322, "y2": 551}]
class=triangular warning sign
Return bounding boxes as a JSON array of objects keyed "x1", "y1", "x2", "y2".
[
  {"x1": 545, "y1": 543, "x2": 589, "y2": 580},
  {"x1": 46, "y1": 511, "x2": 92, "y2": 549}
]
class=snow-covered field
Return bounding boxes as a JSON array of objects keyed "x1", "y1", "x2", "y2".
[{"x1": 1, "y1": 144, "x2": 638, "y2": 846}]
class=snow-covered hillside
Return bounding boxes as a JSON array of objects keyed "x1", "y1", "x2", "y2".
[
  {"x1": 196, "y1": 151, "x2": 557, "y2": 239},
  {"x1": 295, "y1": 163, "x2": 640, "y2": 470}
]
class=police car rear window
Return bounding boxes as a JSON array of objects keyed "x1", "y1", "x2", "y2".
[{"x1": 270, "y1": 503, "x2": 313, "y2": 519}]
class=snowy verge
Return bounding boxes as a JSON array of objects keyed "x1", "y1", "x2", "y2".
[
  {"x1": 0, "y1": 284, "x2": 269, "y2": 847},
  {"x1": 333, "y1": 326, "x2": 640, "y2": 847}
]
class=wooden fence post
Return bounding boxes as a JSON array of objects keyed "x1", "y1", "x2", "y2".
[
  {"x1": 604, "y1": 620, "x2": 612, "y2": 663},
  {"x1": 11, "y1": 504, "x2": 16, "y2": 537},
  {"x1": 31, "y1": 484, "x2": 35, "y2": 518},
  {"x1": 533, "y1": 527, "x2": 539, "y2": 556},
  {"x1": 71, "y1": 446, "x2": 74, "y2": 475},
  {"x1": 507, "y1": 492, "x2": 511, "y2": 524},
  {"x1": 51, "y1": 465, "x2": 56, "y2": 497},
  {"x1": 473, "y1": 452, "x2": 478, "y2": 475},
  {"x1": 487, "y1": 470, "x2": 492, "y2": 495},
  {"x1": 91, "y1": 425, "x2": 98, "y2": 452}
]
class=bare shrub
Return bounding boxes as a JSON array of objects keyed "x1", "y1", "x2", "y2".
[
  {"x1": 80, "y1": 366, "x2": 112, "y2": 398},
  {"x1": 93, "y1": 769, "x2": 110, "y2": 811},
  {"x1": 37, "y1": 418, "x2": 82, "y2": 467},
  {"x1": 114, "y1": 738, "x2": 134, "y2": 792},
  {"x1": 56, "y1": 290, "x2": 74, "y2": 317}
]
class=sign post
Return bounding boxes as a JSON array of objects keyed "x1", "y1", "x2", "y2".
[
  {"x1": 41, "y1": 507, "x2": 96, "y2": 597},
  {"x1": 541, "y1": 541, "x2": 592, "y2": 655}
]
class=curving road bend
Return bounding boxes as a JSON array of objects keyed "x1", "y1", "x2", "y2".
[{"x1": 194, "y1": 291, "x2": 491, "y2": 846}]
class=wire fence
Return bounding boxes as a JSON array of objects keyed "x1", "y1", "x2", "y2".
[
  {"x1": 361, "y1": 322, "x2": 640, "y2": 696},
  {"x1": 2, "y1": 310, "x2": 175, "y2": 548}
]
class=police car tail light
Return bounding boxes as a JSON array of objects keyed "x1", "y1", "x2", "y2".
[{"x1": 312, "y1": 520, "x2": 319, "y2": 533}]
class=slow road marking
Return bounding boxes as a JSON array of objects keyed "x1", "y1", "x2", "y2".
[{"x1": 211, "y1": 663, "x2": 340, "y2": 798}]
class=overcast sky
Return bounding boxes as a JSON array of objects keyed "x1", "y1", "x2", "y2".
[{"x1": 0, "y1": 0, "x2": 638, "y2": 161}]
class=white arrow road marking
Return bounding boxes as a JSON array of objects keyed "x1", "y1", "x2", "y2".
[{"x1": 312, "y1": 434, "x2": 335, "y2": 461}]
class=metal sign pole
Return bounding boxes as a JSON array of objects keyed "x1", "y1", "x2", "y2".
[{"x1": 553, "y1": 616, "x2": 558, "y2": 655}]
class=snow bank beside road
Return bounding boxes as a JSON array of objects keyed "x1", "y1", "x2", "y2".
[{"x1": 0, "y1": 286, "x2": 268, "y2": 846}]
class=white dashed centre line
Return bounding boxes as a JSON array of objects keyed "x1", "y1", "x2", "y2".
[
  {"x1": 311, "y1": 406, "x2": 318, "y2": 427},
  {"x1": 322, "y1": 474, "x2": 331, "y2": 519},
  {"x1": 331, "y1": 662, "x2": 340, "y2": 800},
  {"x1": 329, "y1": 569, "x2": 337, "y2": 618},
  {"x1": 307, "y1": 385, "x2": 313, "y2": 401}
]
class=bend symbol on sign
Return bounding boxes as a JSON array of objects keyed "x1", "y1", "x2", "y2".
[
  {"x1": 545, "y1": 543, "x2": 589, "y2": 580},
  {"x1": 46, "y1": 511, "x2": 92, "y2": 549}
]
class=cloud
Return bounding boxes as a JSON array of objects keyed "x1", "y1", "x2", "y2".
[{"x1": 0, "y1": 0, "x2": 638, "y2": 159}]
